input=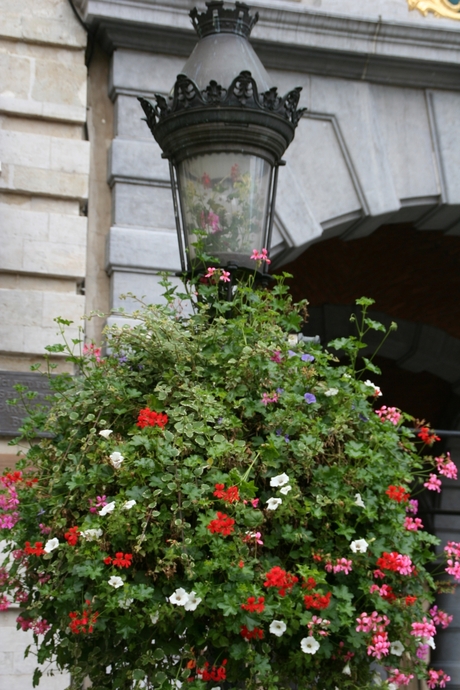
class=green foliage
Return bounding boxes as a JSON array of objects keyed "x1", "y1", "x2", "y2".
[{"x1": 0, "y1": 278, "x2": 449, "y2": 690}]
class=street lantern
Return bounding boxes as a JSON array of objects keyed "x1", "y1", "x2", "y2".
[{"x1": 139, "y1": 1, "x2": 305, "y2": 277}]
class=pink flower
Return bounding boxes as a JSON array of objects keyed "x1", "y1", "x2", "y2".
[
  {"x1": 325, "y1": 558, "x2": 353, "y2": 574},
  {"x1": 83, "y1": 343, "x2": 102, "y2": 362},
  {"x1": 250, "y1": 248, "x2": 271, "y2": 264},
  {"x1": 406, "y1": 499, "x2": 419, "y2": 514},
  {"x1": 424, "y1": 474, "x2": 442, "y2": 492},
  {"x1": 0, "y1": 595, "x2": 9, "y2": 611},
  {"x1": 261, "y1": 392, "x2": 278, "y2": 406},
  {"x1": 445, "y1": 559, "x2": 460, "y2": 581},
  {"x1": 375, "y1": 406, "x2": 402, "y2": 425},
  {"x1": 411, "y1": 617, "x2": 436, "y2": 640},
  {"x1": 89, "y1": 495, "x2": 107, "y2": 514},
  {"x1": 416, "y1": 644, "x2": 430, "y2": 660},
  {"x1": 445, "y1": 541, "x2": 460, "y2": 559},
  {"x1": 388, "y1": 669, "x2": 415, "y2": 686},
  {"x1": 427, "y1": 669, "x2": 451, "y2": 689},
  {"x1": 243, "y1": 531, "x2": 263, "y2": 545},
  {"x1": 204, "y1": 267, "x2": 216, "y2": 278},
  {"x1": 429, "y1": 606, "x2": 453, "y2": 629},
  {"x1": 270, "y1": 350, "x2": 282, "y2": 363},
  {"x1": 251, "y1": 498, "x2": 259, "y2": 508},
  {"x1": 367, "y1": 631, "x2": 390, "y2": 659},
  {"x1": 220, "y1": 270, "x2": 231, "y2": 283},
  {"x1": 436, "y1": 453, "x2": 457, "y2": 480},
  {"x1": 356, "y1": 611, "x2": 389, "y2": 634},
  {"x1": 404, "y1": 516, "x2": 424, "y2": 531}
]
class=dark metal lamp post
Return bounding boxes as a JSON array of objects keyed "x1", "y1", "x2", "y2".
[{"x1": 139, "y1": 1, "x2": 305, "y2": 278}]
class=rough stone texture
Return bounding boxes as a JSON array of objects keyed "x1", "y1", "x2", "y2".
[{"x1": 0, "y1": 608, "x2": 70, "y2": 689}]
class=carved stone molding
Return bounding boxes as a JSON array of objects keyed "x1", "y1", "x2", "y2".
[{"x1": 409, "y1": 0, "x2": 460, "y2": 20}]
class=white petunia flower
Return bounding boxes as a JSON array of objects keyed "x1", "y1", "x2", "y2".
[
  {"x1": 150, "y1": 611, "x2": 159, "y2": 624},
  {"x1": 122, "y1": 500, "x2": 136, "y2": 510},
  {"x1": 108, "y1": 575, "x2": 124, "y2": 588},
  {"x1": 169, "y1": 588, "x2": 189, "y2": 606},
  {"x1": 350, "y1": 538, "x2": 369, "y2": 553},
  {"x1": 324, "y1": 388, "x2": 339, "y2": 397},
  {"x1": 388, "y1": 684, "x2": 398, "y2": 690},
  {"x1": 184, "y1": 591, "x2": 202, "y2": 611},
  {"x1": 426, "y1": 636, "x2": 436, "y2": 649},
  {"x1": 80, "y1": 528, "x2": 103, "y2": 541},
  {"x1": 279, "y1": 485, "x2": 292, "y2": 495},
  {"x1": 390, "y1": 640, "x2": 405, "y2": 656},
  {"x1": 99, "y1": 429, "x2": 113, "y2": 438},
  {"x1": 372, "y1": 673, "x2": 383, "y2": 686},
  {"x1": 266, "y1": 497, "x2": 282, "y2": 511},
  {"x1": 354, "y1": 493, "x2": 365, "y2": 508},
  {"x1": 342, "y1": 663, "x2": 351, "y2": 676},
  {"x1": 119, "y1": 597, "x2": 134, "y2": 609},
  {"x1": 364, "y1": 380, "x2": 382, "y2": 396},
  {"x1": 270, "y1": 473, "x2": 290, "y2": 487},
  {"x1": 44, "y1": 538, "x2": 59, "y2": 553},
  {"x1": 300, "y1": 636, "x2": 320, "y2": 654},
  {"x1": 99, "y1": 501, "x2": 116, "y2": 516},
  {"x1": 109, "y1": 452, "x2": 124, "y2": 469},
  {"x1": 269, "y1": 620, "x2": 287, "y2": 637}
]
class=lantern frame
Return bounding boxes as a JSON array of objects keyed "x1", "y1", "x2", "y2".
[{"x1": 138, "y1": 1, "x2": 305, "y2": 277}]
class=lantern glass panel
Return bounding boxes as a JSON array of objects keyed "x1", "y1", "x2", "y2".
[{"x1": 177, "y1": 152, "x2": 272, "y2": 271}]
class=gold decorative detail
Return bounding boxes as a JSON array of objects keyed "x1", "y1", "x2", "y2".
[{"x1": 408, "y1": 0, "x2": 460, "y2": 19}]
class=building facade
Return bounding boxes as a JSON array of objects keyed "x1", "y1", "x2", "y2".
[{"x1": 1, "y1": 0, "x2": 460, "y2": 686}]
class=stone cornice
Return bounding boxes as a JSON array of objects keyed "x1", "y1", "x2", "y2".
[{"x1": 77, "y1": 0, "x2": 460, "y2": 88}]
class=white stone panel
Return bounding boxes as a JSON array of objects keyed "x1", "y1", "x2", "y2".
[
  {"x1": 107, "y1": 226, "x2": 180, "y2": 273},
  {"x1": 112, "y1": 182, "x2": 175, "y2": 229},
  {"x1": 371, "y1": 85, "x2": 440, "y2": 204},
  {"x1": 0, "y1": 130, "x2": 90, "y2": 175},
  {"x1": 114, "y1": 94, "x2": 152, "y2": 140},
  {"x1": 0, "y1": 609, "x2": 69, "y2": 689},
  {"x1": 109, "y1": 138, "x2": 169, "y2": 184},
  {"x1": 1, "y1": 0, "x2": 87, "y2": 47},
  {"x1": 0, "y1": 204, "x2": 86, "y2": 278},
  {"x1": 284, "y1": 115, "x2": 362, "y2": 229},
  {"x1": 110, "y1": 49, "x2": 185, "y2": 97},
  {"x1": 0, "y1": 289, "x2": 84, "y2": 355},
  {"x1": 110, "y1": 270, "x2": 185, "y2": 312}
]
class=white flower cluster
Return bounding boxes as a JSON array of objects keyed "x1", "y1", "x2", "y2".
[
  {"x1": 266, "y1": 472, "x2": 292, "y2": 509},
  {"x1": 364, "y1": 380, "x2": 382, "y2": 397},
  {"x1": 81, "y1": 528, "x2": 103, "y2": 541},
  {"x1": 350, "y1": 538, "x2": 369, "y2": 553},
  {"x1": 169, "y1": 588, "x2": 202, "y2": 611},
  {"x1": 109, "y1": 452, "x2": 124, "y2": 469}
]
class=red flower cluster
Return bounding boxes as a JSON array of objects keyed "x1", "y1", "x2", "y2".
[
  {"x1": 240, "y1": 625, "x2": 264, "y2": 640},
  {"x1": 418, "y1": 426, "x2": 440, "y2": 445},
  {"x1": 302, "y1": 577, "x2": 317, "y2": 590},
  {"x1": 263, "y1": 566, "x2": 299, "y2": 597},
  {"x1": 24, "y1": 541, "x2": 45, "y2": 556},
  {"x1": 405, "y1": 595, "x2": 417, "y2": 606},
  {"x1": 64, "y1": 526, "x2": 79, "y2": 546},
  {"x1": 213, "y1": 484, "x2": 240, "y2": 503},
  {"x1": 1, "y1": 471, "x2": 37, "y2": 488},
  {"x1": 104, "y1": 552, "x2": 133, "y2": 568},
  {"x1": 385, "y1": 485, "x2": 410, "y2": 503},
  {"x1": 69, "y1": 600, "x2": 99, "y2": 634},
  {"x1": 207, "y1": 512, "x2": 235, "y2": 536},
  {"x1": 196, "y1": 660, "x2": 227, "y2": 682},
  {"x1": 376, "y1": 552, "x2": 414, "y2": 575},
  {"x1": 241, "y1": 596, "x2": 265, "y2": 613},
  {"x1": 136, "y1": 408, "x2": 168, "y2": 429},
  {"x1": 304, "y1": 591, "x2": 332, "y2": 610}
]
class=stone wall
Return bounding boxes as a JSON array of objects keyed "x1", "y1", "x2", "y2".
[{"x1": 0, "y1": 0, "x2": 89, "y2": 685}]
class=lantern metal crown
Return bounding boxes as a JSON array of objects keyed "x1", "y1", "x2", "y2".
[{"x1": 139, "y1": 1, "x2": 306, "y2": 276}]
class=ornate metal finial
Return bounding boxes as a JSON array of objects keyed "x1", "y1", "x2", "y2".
[{"x1": 190, "y1": 1, "x2": 259, "y2": 38}]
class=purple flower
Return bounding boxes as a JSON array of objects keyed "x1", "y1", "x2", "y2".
[
  {"x1": 118, "y1": 355, "x2": 128, "y2": 364},
  {"x1": 359, "y1": 414, "x2": 369, "y2": 422},
  {"x1": 301, "y1": 353, "x2": 315, "y2": 362},
  {"x1": 284, "y1": 435, "x2": 290, "y2": 443},
  {"x1": 276, "y1": 388, "x2": 284, "y2": 395},
  {"x1": 304, "y1": 393, "x2": 316, "y2": 404},
  {"x1": 288, "y1": 350, "x2": 296, "y2": 357},
  {"x1": 275, "y1": 428, "x2": 282, "y2": 436}
]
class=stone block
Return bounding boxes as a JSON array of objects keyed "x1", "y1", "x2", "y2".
[
  {"x1": 107, "y1": 226, "x2": 180, "y2": 273},
  {"x1": 109, "y1": 137, "x2": 169, "y2": 184},
  {"x1": 114, "y1": 94, "x2": 152, "y2": 140},
  {"x1": 1, "y1": 166, "x2": 89, "y2": 201},
  {"x1": 0, "y1": 289, "x2": 84, "y2": 356},
  {"x1": 110, "y1": 270, "x2": 185, "y2": 312},
  {"x1": 0, "y1": 51, "x2": 31, "y2": 99},
  {"x1": 112, "y1": 182, "x2": 175, "y2": 229},
  {"x1": 371, "y1": 85, "x2": 440, "y2": 203},
  {"x1": 0, "y1": 95, "x2": 86, "y2": 123},
  {"x1": 284, "y1": 116, "x2": 362, "y2": 230},
  {"x1": 110, "y1": 50, "x2": 185, "y2": 97},
  {"x1": 1, "y1": 0, "x2": 87, "y2": 47},
  {"x1": 0, "y1": 204, "x2": 86, "y2": 277},
  {"x1": 32, "y1": 58, "x2": 87, "y2": 109},
  {"x1": 0, "y1": 131, "x2": 90, "y2": 175}
]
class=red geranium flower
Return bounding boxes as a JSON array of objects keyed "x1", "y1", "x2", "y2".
[
  {"x1": 304, "y1": 591, "x2": 332, "y2": 610},
  {"x1": 240, "y1": 625, "x2": 264, "y2": 640},
  {"x1": 136, "y1": 408, "x2": 168, "y2": 429},
  {"x1": 385, "y1": 485, "x2": 410, "y2": 503},
  {"x1": 207, "y1": 512, "x2": 235, "y2": 536},
  {"x1": 263, "y1": 566, "x2": 298, "y2": 596},
  {"x1": 241, "y1": 596, "x2": 265, "y2": 613},
  {"x1": 417, "y1": 426, "x2": 440, "y2": 445},
  {"x1": 64, "y1": 526, "x2": 79, "y2": 546},
  {"x1": 213, "y1": 484, "x2": 240, "y2": 503}
]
